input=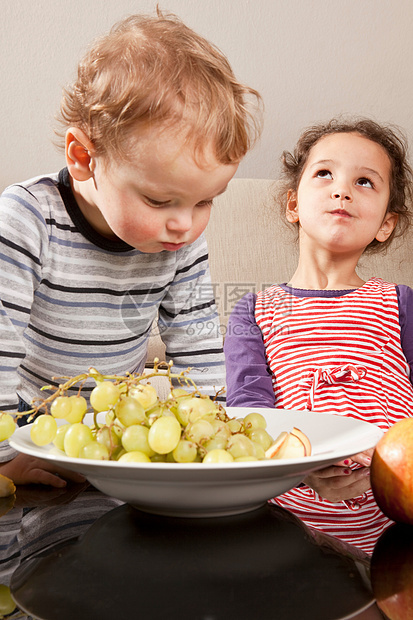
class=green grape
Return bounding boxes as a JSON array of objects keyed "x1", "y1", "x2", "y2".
[
  {"x1": 50, "y1": 396, "x2": 72, "y2": 419},
  {"x1": 115, "y1": 396, "x2": 146, "y2": 427},
  {"x1": 65, "y1": 395, "x2": 88, "y2": 423},
  {"x1": 30, "y1": 415, "x2": 58, "y2": 446},
  {"x1": 118, "y1": 450, "x2": 151, "y2": 463},
  {"x1": 252, "y1": 442, "x2": 266, "y2": 459},
  {"x1": 63, "y1": 423, "x2": 94, "y2": 458},
  {"x1": 203, "y1": 436, "x2": 227, "y2": 452},
  {"x1": 21, "y1": 364, "x2": 284, "y2": 466},
  {"x1": 172, "y1": 439, "x2": 198, "y2": 463},
  {"x1": 210, "y1": 419, "x2": 231, "y2": 440},
  {"x1": 246, "y1": 427, "x2": 273, "y2": 451},
  {"x1": 96, "y1": 425, "x2": 122, "y2": 452},
  {"x1": 121, "y1": 424, "x2": 155, "y2": 456},
  {"x1": 243, "y1": 412, "x2": 267, "y2": 431},
  {"x1": 227, "y1": 418, "x2": 243, "y2": 433},
  {"x1": 188, "y1": 398, "x2": 217, "y2": 423},
  {"x1": 176, "y1": 396, "x2": 216, "y2": 426},
  {"x1": 227, "y1": 433, "x2": 256, "y2": 459},
  {"x1": 129, "y1": 384, "x2": 158, "y2": 410},
  {"x1": 117, "y1": 382, "x2": 128, "y2": 396},
  {"x1": 53, "y1": 423, "x2": 71, "y2": 451},
  {"x1": 0, "y1": 414, "x2": 16, "y2": 442},
  {"x1": 112, "y1": 422, "x2": 124, "y2": 438},
  {"x1": 185, "y1": 419, "x2": 214, "y2": 444},
  {"x1": 168, "y1": 387, "x2": 190, "y2": 399},
  {"x1": 148, "y1": 415, "x2": 181, "y2": 454},
  {"x1": 79, "y1": 441, "x2": 109, "y2": 460},
  {"x1": 105, "y1": 410, "x2": 116, "y2": 425},
  {"x1": 203, "y1": 449, "x2": 234, "y2": 463},
  {"x1": 151, "y1": 453, "x2": 167, "y2": 462},
  {"x1": 174, "y1": 400, "x2": 192, "y2": 426},
  {"x1": 90, "y1": 381, "x2": 120, "y2": 412},
  {"x1": 0, "y1": 584, "x2": 16, "y2": 615},
  {"x1": 146, "y1": 406, "x2": 163, "y2": 426}
]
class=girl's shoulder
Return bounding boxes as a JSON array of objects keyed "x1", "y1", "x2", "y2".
[
  {"x1": 396, "y1": 283, "x2": 413, "y2": 305},
  {"x1": 230, "y1": 291, "x2": 257, "y2": 318}
]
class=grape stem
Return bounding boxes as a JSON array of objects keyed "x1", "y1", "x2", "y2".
[{"x1": 3, "y1": 360, "x2": 218, "y2": 423}]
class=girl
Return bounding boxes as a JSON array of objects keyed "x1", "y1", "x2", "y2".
[{"x1": 224, "y1": 117, "x2": 413, "y2": 554}]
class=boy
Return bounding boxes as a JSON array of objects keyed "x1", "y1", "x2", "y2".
[{"x1": 0, "y1": 10, "x2": 261, "y2": 486}]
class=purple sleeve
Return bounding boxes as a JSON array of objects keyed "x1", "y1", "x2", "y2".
[
  {"x1": 224, "y1": 293, "x2": 276, "y2": 408},
  {"x1": 397, "y1": 284, "x2": 413, "y2": 382}
]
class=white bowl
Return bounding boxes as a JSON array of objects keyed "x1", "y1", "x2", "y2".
[{"x1": 10, "y1": 407, "x2": 383, "y2": 518}]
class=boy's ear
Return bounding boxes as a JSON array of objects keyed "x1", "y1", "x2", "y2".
[
  {"x1": 65, "y1": 128, "x2": 95, "y2": 181},
  {"x1": 286, "y1": 190, "x2": 299, "y2": 223},
  {"x1": 376, "y1": 212, "x2": 398, "y2": 242}
]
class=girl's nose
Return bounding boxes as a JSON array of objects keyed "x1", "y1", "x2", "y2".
[{"x1": 331, "y1": 189, "x2": 352, "y2": 201}]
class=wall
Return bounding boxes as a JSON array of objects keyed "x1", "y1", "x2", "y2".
[{"x1": 1, "y1": 0, "x2": 413, "y2": 190}]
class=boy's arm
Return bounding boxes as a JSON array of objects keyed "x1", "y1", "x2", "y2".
[
  {"x1": 0, "y1": 187, "x2": 86, "y2": 485},
  {"x1": 224, "y1": 293, "x2": 276, "y2": 408},
  {"x1": 0, "y1": 185, "x2": 47, "y2": 414},
  {"x1": 157, "y1": 237, "x2": 225, "y2": 399},
  {"x1": 0, "y1": 185, "x2": 48, "y2": 462}
]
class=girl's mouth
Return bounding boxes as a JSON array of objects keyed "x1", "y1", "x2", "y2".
[{"x1": 330, "y1": 209, "x2": 352, "y2": 218}]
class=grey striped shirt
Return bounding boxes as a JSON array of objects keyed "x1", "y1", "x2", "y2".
[{"x1": 0, "y1": 170, "x2": 224, "y2": 457}]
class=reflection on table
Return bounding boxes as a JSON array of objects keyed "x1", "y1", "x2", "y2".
[{"x1": 0, "y1": 483, "x2": 404, "y2": 620}]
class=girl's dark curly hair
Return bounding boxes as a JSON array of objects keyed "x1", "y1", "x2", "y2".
[{"x1": 276, "y1": 117, "x2": 413, "y2": 253}]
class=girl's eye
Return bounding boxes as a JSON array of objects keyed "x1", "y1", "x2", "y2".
[
  {"x1": 357, "y1": 177, "x2": 373, "y2": 188},
  {"x1": 316, "y1": 169, "x2": 332, "y2": 179},
  {"x1": 196, "y1": 199, "x2": 213, "y2": 208}
]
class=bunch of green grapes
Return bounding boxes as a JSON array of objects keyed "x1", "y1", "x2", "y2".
[{"x1": 0, "y1": 363, "x2": 275, "y2": 464}]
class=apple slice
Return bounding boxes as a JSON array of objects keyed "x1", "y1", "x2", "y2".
[
  {"x1": 265, "y1": 431, "x2": 289, "y2": 459},
  {"x1": 291, "y1": 427, "x2": 312, "y2": 456},
  {"x1": 265, "y1": 428, "x2": 312, "y2": 460},
  {"x1": 275, "y1": 433, "x2": 306, "y2": 459}
]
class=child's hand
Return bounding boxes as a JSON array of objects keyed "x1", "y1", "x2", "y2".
[
  {"x1": 334, "y1": 448, "x2": 373, "y2": 468},
  {"x1": 0, "y1": 454, "x2": 86, "y2": 488},
  {"x1": 303, "y1": 464, "x2": 370, "y2": 502}
]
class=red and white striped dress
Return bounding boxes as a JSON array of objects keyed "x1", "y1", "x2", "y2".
[{"x1": 255, "y1": 277, "x2": 413, "y2": 554}]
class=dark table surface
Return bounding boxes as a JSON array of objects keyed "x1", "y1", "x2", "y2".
[{"x1": 0, "y1": 482, "x2": 406, "y2": 620}]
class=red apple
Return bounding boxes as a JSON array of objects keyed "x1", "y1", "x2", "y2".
[
  {"x1": 371, "y1": 522, "x2": 413, "y2": 620},
  {"x1": 370, "y1": 418, "x2": 413, "y2": 524}
]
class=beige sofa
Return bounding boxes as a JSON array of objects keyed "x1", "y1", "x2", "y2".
[{"x1": 147, "y1": 177, "x2": 413, "y2": 373}]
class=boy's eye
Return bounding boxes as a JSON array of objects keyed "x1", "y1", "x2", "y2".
[
  {"x1": 144, "y1": 197, "x2": 213, "y2": 208},
  {"x1": 357, "y1": 177, "x2": 373, "y2": 188},
  {"x1": 144, "y1": 196, "x2": 170, "y2": 207},
  {"x1": 316, "y1": 169, "x2": 332, "y2": 179}
]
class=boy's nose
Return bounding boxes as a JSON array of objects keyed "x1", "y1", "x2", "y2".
[{"x1": 167, "y1": 209, "x2": 193, "y2": 232}]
